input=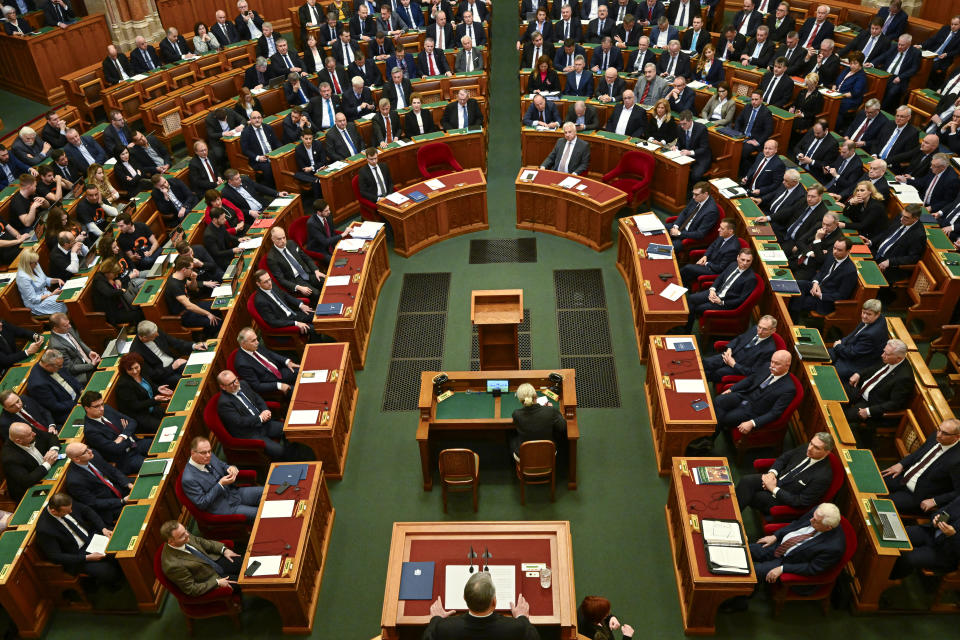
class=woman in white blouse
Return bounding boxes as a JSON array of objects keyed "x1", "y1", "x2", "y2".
[
  {"x1": 700, "y1": 80, "x2": 735, "y2": 126},
  {"x1": 192, "y1": 22, "x2": 221, "y2": 54}
]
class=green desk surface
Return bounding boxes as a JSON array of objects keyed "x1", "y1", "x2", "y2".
[
  {"x1": 794, "y1": 327, "x2": 830, "y2": 361},
  {"x1": 0, "y1": 529, "x2": 28, "y2": 569},
  {"x1": 106, "y1": 504, "x2": 150, "y2": 553},
  {"x1": 85, "y1": 122, "x2": 109, "y2": 136},
  {"x1": 59, "y1": 405, "x2": 86, "y2": 440},
  {"x1": 855, "y1": 259, "x2": 888, "y2": 286},
  {"x1": 768, "y1": 266, "x2": 796, "y2": 281},
  {"x1": 57, "y1": 286, "x2": 83, "y2": 303},
  {"x1": 9, "y1": 486, "x2": 51, "y2": 527},
  {"x1": 917, "y1": 88, "x2": 940, "y2": 100},
  {"x1": 133, "y1": 278, "x2": 164, "y2": 305},
  {"x1": 500, "y1": 393, "x2": 524, "y2": 417},
  {"x1": 83, "y1": 370, "x2": 115, "y2": 395},
  {"x1": 941, "y1": 253, "x2": 960, "y2": 277},
  {"x1": 268, "y1": 142, "x2": 297, "y2": 157},
  {"x1": 44, "y1": 457, "x2": 67, "y2": 481},
  {"x1": 168, "y1": 378, "x2": 202, "y2": 413},
  {"x1": 181, "y1": 209, "x2": 204, "y2": 231},
  {"x1": 799, "y1": 172, "x2": 818, "y2": 188},
  {"x1": 412, "y1": 130, "x2": 446, "y2": 142},
  {"x1": 435, "y1": 391, "x2": 495, "y2": 419},
  {"x1": 128, "y1": 459, "x2": 167, "y2": 500},
  {"x1": 182, "y1": 341, "x2": 218, "y2": 375},
  {"x1": 808, "y1": 365, "x2": 848, "y2": 401},
  {"x1": 0, "y1": 367, "x2": 29, "y2": 392},
  {"x1": 926, "y1": 226, "x2": 954, "y2": 250},
  {"x1": 168, "y1": 157, "x2": 190, "y2": 173},
  {"x1": 149, "y1": 415, "x2": 187, "y2": 455},
  {"x1": 869, "y1": 498, "x2": 912, "y2": 550},
  {"x1": 592, "y1": 130, "x2": 630, "y2": 142},
  {"x1": 100, "y1": 355, "x2": 121, "y2": 369},
  {"x1": 760, "y1": 241, "x2": 788, "y2": 265},
  {"x1": 844, "y1": 448, "x2": 886, "y2": 493},
  {"x1": 0, "y1": 185, "x2": 18, "y2": 200},
  {"x1": 736, "y1": 198, "x2": 763, "y2": 219}
]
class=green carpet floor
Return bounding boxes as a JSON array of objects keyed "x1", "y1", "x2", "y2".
[{"x1": 27, "y1": 7, "x2": 960, "y2": 640}]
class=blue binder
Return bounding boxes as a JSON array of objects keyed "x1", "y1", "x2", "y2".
[{"x1": 399, "y1": 561, "x2": 435, "y2": 600}]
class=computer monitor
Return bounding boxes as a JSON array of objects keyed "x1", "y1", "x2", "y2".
[{"x1": 485, "y1": 379, "x2": 509, "y2": 393}]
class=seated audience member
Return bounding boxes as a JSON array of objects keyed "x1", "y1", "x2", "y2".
[
  {"x1": 3, "y1": 6, "x2": 31, "y2": 35},
  {"x1": 285, "y1": 73, "x2": 319, "y2": 108},
  {"x1": 694, "y1": 44, "x2": 725, "y2": 86},
  {"x1": 177, "y1": 241, "x2": 223, "y2": 287},
  {"x1": 705, "y1": 351, "x2": 795, "y2": 445},
  {"x1": 403, "y1": 94, "x2": 438, "y2": 137},
  {"x1": 204, "y1": 190, "x2": 248, "y2": 237},
  {"x1": 424, "y1": 571, "x2": 536, "y2": 639},
  {"x1": 180, "y1": 437, "x2": 264, "y2": 522},
  {"x1": 203, "y1": 207, "x2": 242, "y2": 271},
  {"x1": 252, "y1": 269, "x2": 318, "y2": 339},
  {"x1": 115, "y1": 212, "x2": 161, "y2": 269},
  {"x1": 306, "y1": 198, "x2": 343, "y2": 261},
  {"x1": 48, "y1": 230, "x2": 90, "y2": 283},
  {"x1": 870, "y1": 34, "x2": 920, "y2": 112},
  {"x1": 243, "y1": 57, "x2": 273, "y2": 90},
  {"x1": 131, "y1": 320, "x2": 206, "y2": 387},
  {"x1": 736, "y1": 432, "x2": 835, "y2": 514},
  {"x1": 578, "y1": 596, "x2": 635, "y2": 640},
  {"x1": 673, "y1": 110, "x2": 711, "y2": 184},
  {"x1": 606, "y1": 90, "x2": 646, "y2": 138},
  {"x1": 116, "y1": 352, "x2": 172, "y2": 434},
  {"x1": 166, "y1": 255, "x2": 223, "y2": 337},
  {"x1": 16, "y1": 249, "x2": 66, "y2": 316},
  {"x1": 267, "y1": 226, "x2": 324, "y2": 305},
  {"x1": 837, "y1": 180, "x2": 887, "y2": 241},
  {"x1": 828, "y1": 299, "x2": 886, "y2": 379},
  {"x1": 48, "y1": 312, "x2": 99, "y2": 385},
  {"x1": 565, "y1": 100, "x2": 599, "y2": 133},
  {"x1": 0, "y1": 319, "x2": 43, "y2": 377},
  {"x1": 440, "y1": 90, "x2": 484, "y2": 131},
  {"x1": 522, "y1": 93, "x2": 560, "y2": 129},
  {"x1": 282, "y1": 105, "x2": 314, "y2": 144},
  {"x1": 240, "y1": 110, "x2": 281, "y2": 185},
  {"x1": 80, "y1": 390, "x2": 150, "y2": 474},
  {"x1": 680, "y1": 219, "x2": 740, "y2": 287},
  {"x1": 908, "y1": 153, "x2": 958, "y2": 216},
  {"x1": 788, "y1": 72, "x2": 824, "y2": 136},
  {"x1": 12, "y1": 126, "x2": 50, "y2": 166},
  {"x1": 129, "y1": 131, "x2": 172, "y2": 177},
  {"x1": 37, "y1": 492, "x2": 122, "y2": 589},
  {"x1": 843, "y1": 339, "x2": 914, "y2": 448},
  {"x1": 889, "y1": 495, "x2": 960, "y2": 580},
  {"x1": 216, "y1": 370, "x2": 289, "y2": 459},
  {"x1": 788, "y1": 213, "x2": 843, "y2": 280},
  {"x1": 113, "y1": 147, "x2": 151, "y2": 197},
  {"x1": 159, "y1": 519, "x2": 243, "y2": 595},
  {"x1": 75, "y1": 183, "x2": 116, "y2": 239},
  {"x1": 326, "y1": 112, "x2": 364, "y2": 160},
  {"x1": 371, "y1": 98, "x2": 403, "y2": 147},
  {"x1": 539, "y1": 122, "x2": 590, "y2": 175},
  {"x1": 0, "y1": 389, "x2": 55, "y2": 440},
  {"x1": 357, "y1": 147, "x2": 394, "y2": 202},
  {"x1": 341, "y1": 76, "x2": 375, "y2": 120},
  {"x1": 790, "y1": 238, "x2": 856, "y2": 316},
  {"x1": 222, "y1": 167, "x2": 285, "y2": 220},
  {"x1": 151, "y1": 174, "x2": 198, "y2": 225},
  {"x1": 234, "y1": 327, "x2": 298, "y2": 397},
  {"x1": 455, "y1": 36, "x2": 484, "y2": 73},
  {"x1": 741, "y1": 140, "x2": 785, "y2": 199},
  {"x1": 293, "y1": 128, "x2": 325, "y2": 196},
  {"x1": 159, "y1": 26, "x2": 194, "y2": 63},
  {"x1": 683, "y1": 249, "x2": 756, "y2": 332},
  {"x1": 881, "y1": 418, "x2": 960, "y2": 515},
  {"x1": 9, "y1": 175, "x2": 47, "y2": 234},
  {"x1": 866, "y1": 203, "x2": 925, "y2": 283},
  {"x1": 757, "y1": 56, "x2": 793, "y2": 107},
  {"x1": 667, "y1": 182, "x2": 719, "y2": 252},
  {"x1": 92, "y1": 258, "x2": 143, "y2": 326},
  {"x1": 564, "y1": 56, "x2": 592, "y2": 98},
  {"x1": 27, "y1": 349, "x2": 81, "y2": 425},
  {"x1": 735, "y1": 91, "x2": 773, "y2": 173},
  {"x1": 510, "y1": 383, "x2": 566, "y2": 460},
  {"x1": 702, "y1": 315, "x2": 779, "y2": 382},
  {"x1": 1, "y1": 422, "x2": 59, "y2": 501},
  {"x1": 0, "y1": 143, "x2": 32, "y2": 190},
  {"x1": 63, "y1": 441, "x2": 132, "y2": 526}
]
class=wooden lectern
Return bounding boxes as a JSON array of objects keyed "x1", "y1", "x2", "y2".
[{"x1": 471, "y1": 290, "x2": 523, "y2": 370}]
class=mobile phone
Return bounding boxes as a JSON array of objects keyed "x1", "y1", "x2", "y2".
[
  {"x1": 275, "y1": 482, "x2": 290, "y2": 495},
  {"x1": 244, "y1": 560, "x2": 261, "y2": 577}
]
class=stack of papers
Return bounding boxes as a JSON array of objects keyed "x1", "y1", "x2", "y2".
[
  {"x1": 288, "y1": 409, "x2": 319, "y2": 424},
  {"x1": 351, "y1": 221, "x2": 385, "y2": 239},
  {"x1": 210, "y1": 283, "x2": 232, "y2": 297},
  {"x1": 238, "y1": 237, "x2": 263, "y2": 250},
  {"x1": 660, "y1": 149, "x2": 684, "y2": 160},
  {"x1": 269, "y1": 197, "x2": 294, "y2": 208},
  {"x1": 360, "y1": 112, "x2": 377, "y2": 120},
  {"x1": 659, "y1": 283, "x2": 687, "y2": 301},
  {"x1": 299, "y1": 369, "x2": 328, "y2": 383},
  {"x1": 325, "y1": 275, "x2": 351, "y2": 286},
  {"x1": 636, "y1": 140, "x2": 659, "y2": 151},
  {"x1": 633, "y1": 212, "x2": 665, "y2": 233},
  {"x1": 424, "y1": 179, "x2": 446, "y2": 190},
  {"x1": 157, "y1": 424, "x2": 180, "y2": 443},
  {"x1": 759, "y1": 249, "x2": 787, "y2": 262},
  {"x1": 687, "y1": 80, "x2": 707, "y2": 89},
  {"x1": 445, "y1": 566, "x2": 515, "y2": 610},
  {"x1": 385, "y1": 192, "x2": 410, "y2": 205},
  {"x1": 185, "y1": 351, "x2": 216, "y2": 367},
  {"x1": 891, "y1": 184, "x2": 922, "y2": 204},
  {"x1": 247, "y1": 555, "x2": 282, "y2": 576},
  {"x1": 326, "y1": 161, "x2": 348, "y2": 171},
  {"x1": 337, "y1": 238, "x2": 365, "y2": 251},
  {"x1": 63, "y1": 276, "x2": 88, "y2": 290},
  {"x1": 85, "y1": 534, "x2": 111, "y2": 554}
]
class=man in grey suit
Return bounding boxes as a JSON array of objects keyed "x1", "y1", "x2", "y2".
[
  {"x1": 454, "y1": 36, "x2": 484, "y2": 72},
  {"x1": 48, "y1": 312, "x2": 99, "y2": 385},
  {"x1": 540, "y1": 122, "x2": 590, "y2": 175},
  {"x1": 179, "y1": 436, "x2": 263, "y2": 521},
  {"x1": 634, "y1": 62, "x2": 670, "y2": 106}
]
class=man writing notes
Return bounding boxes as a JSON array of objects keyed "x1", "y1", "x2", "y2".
[{"x1": 539, "y1": 122, "x2": 590, "y2": 176}]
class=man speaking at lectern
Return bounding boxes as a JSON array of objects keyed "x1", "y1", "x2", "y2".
[
  {"x1": 540, "y1": 122, "x2": 590, "y2": 176},
  {"x1": 424, "y1": 571, "x2": 539, "y2": 639}
]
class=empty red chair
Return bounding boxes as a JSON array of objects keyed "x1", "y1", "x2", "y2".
[
  {"x1": 416, "y1": 142, "x2": 464, "y2": 178},
  {"x1": 153, "y1": 542, "x2": 241, "y2": 632},
  {"x1": 601, "y1": 151, "x2": 655, "y2": 208},
  {"x1": 351, "y1": 175, "x2": 380, "y2": 221}
]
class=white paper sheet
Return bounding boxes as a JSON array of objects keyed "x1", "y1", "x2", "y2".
[
  {"x1": 660, "y1": 149, "x2": 684, "y2": 159},
  {"x1": 636, "y1": 140, "x2": 659, "y2": 151},
  {"x1": 659, "y1": 283, "x2": 688, "y2": 301},
  {"x1": 384, "y1": 191, "x2": 410, "y2": 204},
  {"x1": 238, "y1": 237, "x2": 263, "y2": 250},
  {"x1": 703, "y1": 520, "x2": 744, "y2": 545},
  {"x1": 85, "y1": 534, "x2": 110, "y2": 555},
  {"x1": 337, "y1": 238, "x2": 365, "y2": 251},
  {"x1": 632, "y1": 212, "x2": 665, "y2": 233},
  {"x1": 520, "y1": 169, "x2": 538, "y2": 181},
  {"x1": 664, "y1": 337, "x2": 693, "y2": 350},
  {"x1": 324, "y1": 275, "x2": 351, "y2": 286},
  {"x1": 158, "y1": 425, "x2": 179, "y2": 443},
  {"x1": 759, "y1": 249, "x2": 787, "y2": 262},
  {"x1": 674, "y1": 379, "x2": 706, "y2": 394},
  {"x1": 185, "y1": 351, "x2": 216, "y2": 366},
  {"x1": 261, "y1": 500, "x2": 296, "y2": 518},
  {"x1": 444, "y1": 566, "x2": 515, "y2": 610},
  {"x1": 288, "y1": 409, "x2": 319, "y2": 424},
  {"x1": 706, "y1": 545, "x2": 749, "y2": 571},
  {"x1": 669, "y1": 154, "x2": 695, "y2": 165},
  {"x1": 210, "y1": 284, "x2": 232, "y2": 297},
  {"x1": 351, "y1": 221, "x2": 385, "y2": 239},
  {"x1": 327, "y1": 161, "x2": 348, "y2": 170},
  {"x1": 558, "y1": 176, "x2": 581, "y2": 188},
  {"x1": 63, "y1": 276, "x2": 88, "y2": 290},
  {"x1": 269, "y1": 197, "x2": 294, "y2": 208},
  {"x1": 248, "y1": 555, "x2": 283, "y2": 576},
  {"x1": 299, "y1": 369, "x2": 328, "y2": 383},
  {"x1": 424, "y1": 179, "x2": 445, "y2": 190}
]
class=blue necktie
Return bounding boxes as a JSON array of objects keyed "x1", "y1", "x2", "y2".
[
  {"x1": 745, "y1": 108, "x2": 758, "y2": 137},
  {"x1": 788, "y1": 207, "x2": 813, "y2": 239},
  {"x1": 236, "y1": 390, "x2": 257, "y2": 415},
  {"x1": 876, "y1": 225, "x2": 907, "y2": 259},
  {"x1": 185, "y1": 545, "x2": 225, "y2": 575},
  {"x1": 880, "y1": 127, "x2": 901, "y2": 159},
  {"x1": 342, "y1": 129, "x2": 357, "y2": 155},
  {"x1": 325, "y1": 99, "x2": 335, "y2": 127},
  {"x1": 118, "y1": 129, "x2": 127, "y2": 146},
  {"x1": 938, "y1": 32, "x2": 954, "y2": 55}
]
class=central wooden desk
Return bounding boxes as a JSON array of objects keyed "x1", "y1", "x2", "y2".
[
  {"x1": 238, "y1": 462, "x2": 334, "y2": 634},
  {"x1": 313, "y1": 223, "x2": 391, "y2": 369},
  {"x1": 515, "y1": 167, "x2": 626, "y2": 251},
  {"x1": 665, "y1": 457, "x2": 756, "y2": 635},
  {"x1": 378, "y1": 168, "x2": 489, "y2": 257},
  {"x1": 380, "y1": 521, "x2": 577, "y2": 640},
  {"x1": 645, "y1": 336, "x2": 717, "y2": 475},
  {"x1": 417, "y1": 370, "x2": 579, "y2": 490}
]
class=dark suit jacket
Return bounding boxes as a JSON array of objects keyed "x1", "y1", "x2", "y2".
[
  {"x1": 370, "y1": 110, "x2": 403, "y2": 146},
  {"x1": 680, "y1": 28, "x2": 709, "y2": 55},
  {"x1": 455, "y1": 21, "x2": 487, "y2": 46},
  {"x1": 716, "y1": 34, "x2": 747, "y2": 62},
  {"x1": 26, "y1": 365, "x2": 81, "y2": 424},
  {"x1": 765, "y1": 13, "x2": 795, "y2": 43},
  {"x1": 744, "y1": 153, "x2": 786, "y2": 196},
  {"x1": 403, "y1": 108, "x2": 438, "y2": 137},
  {"x1": 701, "y1": 235, "x2": 741, "y2": 274},
  {"x1": 325, "y1": 123, "x2": 364, "y2": 161},
  {"x1": 542, "y1": 137, "x2": 590, "y2": 175},
  {"x1": 676, "y1": 122, "x2": 711, "y2": 172},
  {"x1": 841, "y1": 199, "x2": 886, "y2": 240},
  {"x1": 751, "y1": 506, "x2": 846, "y2": 576},
  {"x1": 129, "y1": 136, "x2": 172, "y2": 176},
  {"x1": 159, "y1": 35, "x2": 192, "y2": 63},
  {"x1": 367, "y1": 37, "x2": 395, "y2": 59},
  {"x1": 211, "y1": 21, "x2": 240, "y2": 46},
  {"x1": 271, "y1": 51, "x2": 306, "y2": 79},
  {"x1": 266, "y1": 241, "x2": 319, "y2": 293},
  {"x1": 804, "y1": 53, "x2": 841, "y2": 87},
  {"x1": 563, "y1": 70, "x2": 593, "y2": 97},
  {"x1": 234, "y1": 9, "x2": 264, "y2": 39},
  {"x1": 348, "y1": 59, "x2": 384, "y2": 87},
  {"x1": 775, "y1": 43, "x2": 807, "y2": 76},
  {"x1": 876, "y1": 6, "x2": 908, "y2": 38},
  {"x1": 102, "y1": 53, "x2": 134, "y2": 85},
  {"x1": 708, "y1": 263, "x2": 756, "y2": 307},
  {"x1": 317, "y1": 64, "x2": 351, "y2": 94},
  {"x1": 385, "y1": 52, "x2": 420, "y2": 79},
  {"x1": 180, "y1": 451, "x2": 253, "y2": 516},
  {"x1": 441, "y1": 99, "x2": 484, "y2": 130},
  {"x1": 839, "y1": 30, "x2": 892, "y2": 64},
  {"x1": 458, "y1": 0, "x2": 488, "y2": 22},
  {"x1": 216, "y1": 380, "x2": 273, "y2": 440},
  {"x1": 0, "y1": 394, "x2": 53, "y2": 441},
  {"x1": 130, "y1": 329, "x2": 193, "y2": 385},
  {"x1": 850, "y1": 359, "x2": 914, "y2": 418},
  {"x1": 890, "y1": 438, "x2": 960, "y2": 507},
  {"x1": 64, "y1": 451, "x2": 130, "y2": 522},
  {"x1": 593, "y1": 76, "x2": 626, "y2": 101},
  {"x1": 43, "y1": 0, "x2": 74, "y2": 26},
  {"x1": 871, "y1": 221, "x2": 925, "y2": 267},
  {"x1": 234, "y1": 346, "x2": 296, "y2": 396},
  {"x1": 4, "y1": 16, "x2": 31, "y2": 35},
  {"x1": 523, "y1": 101, "x2": 561, "y2": 127},
  {"x1": 256, "y1": 33, "x2": 281, "y2": 59},
  {"x1": 341, "y1": 86, "x2": 375, "y2": 120},
  {"x1": 910, "y1": 170, "x2": 960, "y2": 214},
  {"x1": 732, "y1": 8, "x2": 763, "y2": 38},
  {"x1": 1, "y1": 429, "x2": 58, "y2": 500},
  {"x1": 872, "y1": 45, "x2": 921, "y2": 88},
  {"x1": 521, "y1": 41, "x2": 556, "y2": 68},
  {"x1": 306, "y1": 94, "x2": 342, "y2": 130},
  {"x1": 284, "y1": 79, "x2": 319, "y2": 107},
  {"x1": 741, "y1": 37, "x2": 775, "y2": 68},
  {"x1": 0, "y1": 320, "x2": 35, "y2": 374},
  {"x1": 203, "y1": 224, "x2": 239, "y2": 270},
  {"x1": 254, "y1": 288, "x2": 309, "y2": 328},
  {"x1": 239, "y1": 124, "x2": 281, "y2": 166},
  {"x1": 757, "y1": 70, "x2": 793, "y2": 107},
  {"x1": 222, "y1": 177, "x2": 275, "y2": 218},
  {"x1": 627, "y1": 48, "x2": 656, "y2": 74},
  {"x1": 655, "y1": 52, "x2": 690, "y2": 79},
  {"x1": 293, "y1": 141, "x2": 326, "y2": 183},
  {"x1": 831, "y1": 317, "x2": 887, "y2": 372},
  {"x1": 349, "y1": 14, "x2": 376, "y2": 40},
  {"x1": 719, "y1": 327, "x2": 778, "y2": 377},
  {"x1": 152, "y1": 177, "x2": 197, "y2": 220},
  {"x1": 669, "y1": 196, "x2": 719, "y2": 241},
  {"x1": 845, "y1": 111, "x2": 892, "y2": 152},
  {"x1": 36, "y1": 502, "x2": 107, "y2": 574},
  {"x1": 423, "y1": 612, "x2": 539, "y2": 640},
  {"x1": 188, "y1": 156, "x2": 221, "y2": 195},
  {"x1": 797, "y1": 17, "x2": 834, "y2": 49},
  {"x1": 83, "y1": 407, "x2": 144, "y2": 473},
  {"x1": 129, "y1": 45, "x2": 161, "y2": 74},
  {"x1": 64, "y1": 137, "x2": 108, "y2": 172},
  {"x1": 792, "y1": 131, "x2": 838, "y2": 176},
  {"x1": 728, "y1": 368, "x2": 795, "y2": 428},
  {"x1": 923, "y1": 26, "x2": 960, "y2": 61},
  {"x1": 383, "y1": 79, "x2": 414, "y2": 109},
  {"x1": 306, "y1": 212, "x2": 342, "y2": 256},
  {"x1": 243, "y1": 64, "x2": 274, "y2": 89},
  {"x1": 357, "y1": 162, "x2": 394, "y2": 201},
  {"x1": 765, "y1": 444, "x2": 835, "y2": 509},
  {"x1": 734, "y1": 104, "x2": 773, "y2": 143}
]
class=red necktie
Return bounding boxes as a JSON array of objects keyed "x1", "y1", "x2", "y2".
[
  {"x1": 774, "y1": 531, "x2": 815, "y2": 557},
  {"x1": 331, "y1": 72, "x2": 341, "y2": 93},
  {"x1": 805, "y1": 22, "x2": 820, "y2": 48},
  {"x1": 902, "y1": 444, "x2": 943, "y2": 483},
  {"x1": 385, "y1": 115, "x2": 393, "y2": 143},
  {"x1": 102, "y1": 417, "x2": 121, "y2": 434},
  {"x1": 853, "y1": 117, "x2": 871, "y2": 141},
  {"x1": 19, "y1": 410, "x2": 45, "y2": 433},
  {"x1": 253, "y1": 351, "x2": 281, "y2": 378},
  {"x1": 88, "y1": 464, "x2": 123, "y2": 498},
  {"x1": 640, "y1": 82, "x2": 650, "y2": 103},
  {"x1": 428, "y1": 53, "x2": 437, "y2": 75},
  {"x1": 203, "y1": 157, "x2": 215, "y2": 181},
  {"x1": 750, "y1": 157, "x2": 768, "y2": 189}
]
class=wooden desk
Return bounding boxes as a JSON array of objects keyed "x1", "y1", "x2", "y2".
[
  {"x1": 645, "y1": 336, "x2": 717, "y2": 475},
  {"x1": 284, "y1": 343, "x2": 358, "y2": 480},
  {"x1": 380, "y1": 521, "x2": 577, "y2": 640},
  {"x1": 416, "y1": 370, "x2": 579, "y2": 490},
  {"x1": 615, "y1": 218, "x2": 688, "y2": 362},
  {"x1": 520, "y1": 129, "x2": 691, "y2": 213},
  {"x1": 0, "y1": 15, "x2": 111, "y2": 105},
  {"x1": 313, "y1": 223, "x2": 390, "y2": 370},
  {"x1": 665, "y1": 457, "x2": 755, "y2": 635},
  {"x1": 515, "y1": 168, "x2": 626, "y2": 251},
  {"x1": 378, "y1": 168, "x2": 489, "y2": 257},
  {"x1": 238, "y1": 462, "x2": 334, "y2": 633}
]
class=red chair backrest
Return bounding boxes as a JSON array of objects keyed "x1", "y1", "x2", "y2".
[
  {"x1": 771, "y1": 331, "x2": 787, "y2": 351},
  {"x1": 202, "y1": 392, "x2": 265, "y2": 450},
  {"x1": 822, "y1": 451, "x2": 845, "y2": 503},
  {"x1": 417, "y1": 141, "x2": 463, "y2": 177},
  {"x1": 288, "y1": 216, "x2": 309, "y2": 247},
  {"x1": 154, "y1": 544, "x2": 185, "y2": 600},
  {"x1": 620, "y1": 150, "x2": 655, "y2": 176},
  {"x1": 175, "y1": 471, "x2": 204, "y2": 521},
  {"x1": 772, "y1": 374, "x2": 804, "y2": 428},
  {"x1": 226, "y1": 348, "x2": 238, "y2": 375}
]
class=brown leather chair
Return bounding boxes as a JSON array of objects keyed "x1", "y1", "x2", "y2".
[
  {"x1": 515, "y1": 440, "x2": 556, "y2": 504},
  {"x1": 438, "y1": 448, "x2": 479, "y2": 512}
]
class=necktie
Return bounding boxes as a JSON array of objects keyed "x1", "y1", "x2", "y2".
[
  {"x1": 256, "y1": 127, "x2": 271, "y2": 154},
  {"x1": 774, "y1": 531, "x2": 815, "y2": 556},
  {"x1": 65, "y1": 333, "x2": 90, "y2": 363},
  {"x1": 598, "y1": 19, "x2": 604, "y2": 33},
  {"x1": 101, "y1": 417, "x2": 121, "y2": 434},
  {"x1": 779, "y1": 458, "x2": 811, "y2": 483},
  {"x1": 820, "y1": 259, "x2": 839, "y2": 281},
  {"x1": 284, "y1": 54, "x2": 293, "y2": 69},
  {"x1": 745, "y1": 108, "x2": 758, "y2": 137},
  {"x1": 428, "y1": 52, "x2": 437, "y2": 75},
  {"x1": 373, "y1": 165, "x2": 386, "y2": 195},
  {"x1": 236, "y1": 390, "x2": 259, "y2": 414},
  {"x1": 925, "y1": 173, "x2": 941, "y2": 205},
  {"x1": 750, "y1": 157, "x2": 768, "y2": 189},
  {"x1": 344, "y1": 44, "x2": 353, "y2": 63},
  {"x1": 667, "y1": 55, "x2": 676, "y2": 76},
  {"x1": 883, "y1": 13, "x2": 894, "y2": 33},
  {"x1": 116, "y1": 58, "x2": 128, "y2": 79},
  {"x1": 681, "y1": 201, "x2": 703, "y2": 230},
  {"x1": 395, "y1": 85, "x2": 405, "y2": 109},
  {"x1": 806, "y1": 137, "x2": 821, "y2": 161},
  {"x1": 461, "y1": 105, "x2": 468, "y2": 128},
  {"x1": 879, "y1": 127, "x2": 901, "y2": 159},
  {"x1": 62, "y1": 515, "x2": 89, "y2": 547},
  {"x1": 717, "y1": 268, "x2": 740, "y2": 296},
  {"x1": 944, "y1": 73, "x2": 960, "y2": 96},
  {"x1": 860, "y1": 364, "x2": 890, "y2": 398},
  {"x1": 640, "y1": 81, "x2": 650, "y2": 103},
  {"x1": 558, "y1": 140, "x2": 574, "y2": 173},
  {"x1": 678, "y1": 3, "x2": 686, "y2": 26},
  {"x1": 299, "y1": 87, "x2": 307, "y2": 103},
  {"x1": 876, "y1": 225, "x2": 907, "y2": 258},
  {"x1": 804, "y1": 21, "x2": 820, "y2": 48},
  {"x1": 185, "y1": 545, "x2": 226, "y2": 575},
  {"x1": 691, "y1": 31, "x2": 698, "y2": 51},
  {"x1": 325, "y1": 99, "x2": 335, "y2": 127},
  {"x1": 283, "y1": 248, "x2": 309, "y2": 279},
  {"x1": 748, "y1": 335, "x2": 760, "y2": 347},
  {"x1": 438, "y1": 28, "x2": 444, "y2": 49},
  {"x1": 564, "y1": 21, "x2": 570, "y2": 38},
  {"x1": 19, "y1": 409, "x2": 46, "y2": 433},
  {"x1": 852, "y1": 117, "x2": 872, "y2": 142},
  {"x1": 603, "y1": 51, "x2": 610, "y2": 69},
  {"x1": 406, "y1": 7, "x2": 413, "y2": 25},
  {"x1": 331, "y1": 72, "x2": 341, "y2": 93},
  {"x1": 902, "y1": 444, "x2": 943, "y2": 483},
  {"x1": 384, "y1": 115, "x2": 393, "y2": 143},
  {"x1": 253, "y1": 351, "x2": 281, "y2": 378},
  {"x1": 888, "y1": 51, "x2": 903, "y2": 75},
  {"x1": 618, "y1": 5, "x2": 625, "y2": 22},
  {"x1": 944, "y1": 200, "x2": 960, "y2": 225},
  {"x1": 310, "y1": 4, "x2": 318, "y2": 23},
  {"x1": 52, "y1": 373, "x2": 76, "y2": 400},
  {"x1": 203, "y1": 157, "x2": 215, "y2": 181},
  {"x1": 788, "y1": 207, "x2": 813, "y2": 239},
  {"x1": 341, "y1": 129, "x2": 357, "y2": 154},
  {"x1": 863, "y1": 36, "x2": 876, "y2": 59},
  {"x1": 87, "y1": 464, "x2": 122, "y2": 498},
  {"x1": 172, "y1": 39, "x2": 181, "y2": 56},
  {"x1": 763, "y1": 75, "x2": 778, "y2": 103},
  {"x1": 144, "y1": 49, "x2": 155, "y2": 70},
  {"x1": 759, "y1": 374, "x2": 774, "y2": 388}
]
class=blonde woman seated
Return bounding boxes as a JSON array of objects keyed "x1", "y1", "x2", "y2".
[
  {"x1": 16, "y1": 250, "x2": 66, "y2": 316},
  {"x1": 648, "y1": 98, "x2": 678, "y2": 145},
  {"x1": 700, "y1": 81, "x2": 734, "y2": 126},
  {"x1": 510, "y1": 383, "x2": 566, "y2": 461},
  {"x1": 86, "y1": 163, "x2": 124, "y2": 212}
]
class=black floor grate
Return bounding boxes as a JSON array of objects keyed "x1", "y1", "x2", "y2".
[
  {"x1": 382, "y1": 273, "x2": 451, "y2": 411},
  {"x1": 469, "y1": 238, "x2": 538, "y2": 264},
  {"x1": 471, "y1": 309, "x2": 531, "y2": 371},
  {"x1": 554, "y1": 269, "x2": 620, "y2": 408}
]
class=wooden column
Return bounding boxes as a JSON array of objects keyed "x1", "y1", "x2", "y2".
[{"x1": 104, "y1": 0, "x2": 163, "y2": 50}]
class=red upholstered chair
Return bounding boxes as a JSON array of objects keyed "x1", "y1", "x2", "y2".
[
  {"x1": 712, "y1": 331, "x2": 787, "y2": 392},
  {"x1": 245, "y1": 294, "x2": 307, "y2": 352},
  {"x1": 761, "y1": 517, "x2": 857, "y2": 615},
  {"x1": 351, "y1": 175, "x2": 380, "y2": 221},
  {"x1": 226, "y1": 348, "x2": 239, "y2": 375},
  {"x1": 416, "y1": 142, "x2": 464, "y2": 178},
  {"x1": 601, "y1": 151, "x2": 654, "y2": 208},
  {"x1": 687, "y1": 237, "x2": 748, "y2": 262},
  {"x1": 664, "y1": 204, "x2": 724, "y2": 254},
  {"x1": 728, "y1": 373, "x2": 804, "y2": 462},
  {"x1": 288, "y1": 215, "x2": 329, "y2": 265},
  {"x1": 697, "y1": 273, "x2": 765, "y2": 337},
  {"x1": 153, "y1": 542, "x2": 242, "y2": 633},
  {"x1": 175, "y1": 470, "x2": 255, "y2": 540},
  {"x1": 753, "y1": 452, "x2": 844, "y2": 524},
  {"x1": 203, "y1": 393, "x2": 270, "y2": 469}
]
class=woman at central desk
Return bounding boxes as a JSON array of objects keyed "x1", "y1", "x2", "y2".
[{"x1": 510, "y1": 383, "x2": 566, "y2": 460}]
